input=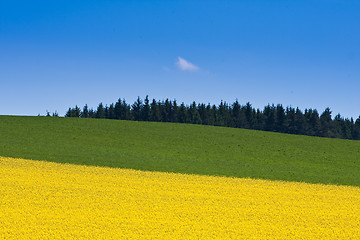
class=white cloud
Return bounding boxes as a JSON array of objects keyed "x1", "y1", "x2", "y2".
[{"x1": 176, "y1": 57, "x2": 199, "y2": 71}]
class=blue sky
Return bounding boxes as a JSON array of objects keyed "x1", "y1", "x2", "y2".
[{"x1": 1, "y1": 0, "x2": 359, "y2": 119}]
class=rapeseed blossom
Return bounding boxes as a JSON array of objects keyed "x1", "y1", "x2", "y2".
[{"x1": 0, "y1": 156, "x2": 359, "y2": 239}]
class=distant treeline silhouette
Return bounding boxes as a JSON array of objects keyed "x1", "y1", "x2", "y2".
[{"x1": 64, "y1": 96, "x2": 360, "y2": 140}]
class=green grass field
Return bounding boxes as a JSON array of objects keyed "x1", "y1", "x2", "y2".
[{"x1": 0, "y1": 115, "x2": 359, "y2": 186}]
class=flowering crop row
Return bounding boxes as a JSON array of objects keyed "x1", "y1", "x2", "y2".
[{"x1": 0, "y1": 156, "x2": 359, "y2": 239}]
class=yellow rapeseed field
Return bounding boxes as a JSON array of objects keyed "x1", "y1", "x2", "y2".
[{"x1": 1, "y1": 156, "x2": 359, "y2": 239}]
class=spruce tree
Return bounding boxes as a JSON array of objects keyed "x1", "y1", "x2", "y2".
[
  {"x1": 131, "y1": 97, "x2": 143, "y2": 121},
  {"x1": 163, "y1": 99, "x2": 172, "y2": 122},
  {"x1": 308, "y1": 109, "x2": 321, "y2": 136},
  {"x1": 232, "y1": 100, "x2": 243, "y2": 128},
  {"x1": 114, "y1": 99, "x2": 122, "y2": 119},
  {"x1": 285, "y1": 107, "x2": 296, "y2": 134},
  {"x1": 275, "y1": 104, "x2": 285, "y2": 132},
  {"x1": 206, "y1": 104, "x2": 215, "y2": 126},
  {"x1": 104, "y1": 105, "x2": 109, "y2": 119},
  {"x1": 352, "y1": 116, "x2": 360, "y2": 140},
  {"x1": 294, "y1": 107, "x2": 306, "y2": 135},
  {"x1": 96, "y1": 103, "x2": 105, "y2": 119},
  {"x1": 189, "y1": 101, "x2": 202, "y2": 124},
  {"x1": 172, "y1": 100, "x2": 179, "y2": 122},
  {"x1": 198, "y1": 103, "x2": 208, "y2": 125},
  {"x1": 150, "y1": 99, "x2": 161, "y2": 122},
  {"x1": 264, "y1": 104, "x2": 275, "y2": 131},
  {"x1": 88, "y1": 108, "x2": 95, "y2": 118},
  {"x1": 178, "y1": 103, "x2": 188, "y2": 123},
  {"x1": 108, "y1": 103, "x2": 115, "y2": 119},
  {"x1": 215, "y1": 101, "x2": 225, "y2": 126},
  {"x1": 320, "y1": 108, "x2": 333, "y2": 137},
  {"x1": 142, "y1": 95, "x2": 150, "y2": 121},
  {"x1": 82, "y1": 104, "x2": 89, "y2": 118},
  {"x1": 65, "y1": 108, "x2": 72, "y2": 117},
  {"x1": 244, "y1": 102, "x2": 254, "y2": 129}
]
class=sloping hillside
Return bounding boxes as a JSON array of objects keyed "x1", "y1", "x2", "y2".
[{"x1": 0, "y1": 115, "x2": 359, "y2": 186}]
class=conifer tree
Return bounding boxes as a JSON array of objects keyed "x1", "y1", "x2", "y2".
[
  {"x1": 108, "y1": 103, "x2": 115, "y2": 119},
  {"x1": 104, "y1": 105, "x2": 109, "y2": 119},
  {"x1": 320, "y1": 108, "x2": 333, "y2": 137},
  {"x1": 232, "y1": 100, "x2": 243, "y2": 128},
  {"x1": 177, "y1": 103, "x2": 188, "y2": 123},
  {"x1": 352, "y1": 116, "x2": 360, "y2": 140},
  {"x1": 244, "y1": 102, "x2": 254, "y2": 129},
  {"x1": 150, "y1": 99, "x2": 161, "y2": 122},
  {"x1": 114, "y1": 99, "x2": 122, "y2": 119},
  {"x1": 254, "y1": 109, "x2": 265, "y2": 130},
  {"x1": 294, "y1": 107, "x2": 306, "y2": 135},
  {"x1": 123, "y1": 100, "x2": 132, "y2": 120},
  {"x1": 82, "y1": 104, "x2": 89, "y2": 118},
  {"x1": 163, "y1": 99, "x2": 172, "y2": 122},
  {"x1": 172, "y1": 100, "x2": 179, "y2": 122},
  {"x1": 96, "y1": 103, "x2": 105, "y2": 119},
  {"x1": 264, "y1": 104, "x2": 275, "y2": 131},
  {"x1": 88, "y1": 108, "x2": 95, "y2": 118},
  {"x1": 215, "y1": 101, "x2": 225, "y2": 126},
  {"x1": 131, "y1": 97, "x2": 143, "y2": 121},
  {"x1": 189, "y1": 101, "x2": 202, "y2": 124},
  {"x1": 307, "y1": 109, "x2": 321, "y2": 136},
  {"x1": 275, "y1": 104, "x2": 285, "y2": 132},
  {"x1": 285, "y1": 107, "x2": 296, "y2": 134},
  {"x1": 206, "y1": 104, "x2": 215, "y2": 126},
  {"x1": 142, "y1": 95, "x2": 150, "y2": 121},
  {"x1": 198, "y1": 103, "x2": 208, "y2": 125}
]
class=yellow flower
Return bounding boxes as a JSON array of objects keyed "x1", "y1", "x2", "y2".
[{"x1": 0, "y1": 156, "x2": 359, "y2": 239}]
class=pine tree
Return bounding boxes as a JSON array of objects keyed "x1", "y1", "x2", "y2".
[
  {"x1": 142, "y1": 95, "x2": 150, "y2": 121},
  {"x1": 206, "y1": 104, "x2": 215, "y2": 126},
  {"x1": 285, "y1": 107, "x2": 296, "y2": 134},
  {"x1": 108, "y1": 103, "x2": 115, "y2": 119},
  {"x1": 333, "y1": 114, "x2": 343, "y2": 138},
  {"x1": 307, "y1": 109, "x2": 321, "y2": 136},
  {"x1": 352, "y1": 116, "x2": 360, "y2": 140},
  {"x1": 88, "y1": 108, "x2": 95, "y2": 118},
  {"x1": 342, "y1": 118, "x2": 352, "y2": 139},
  {"x1": 264, "y1": 104, "x2": 275, "y2": 131},
  {"x1": 65, "y1": 108, "x2": 72, "y2": 117},
  {"x1": 254, "y1": 109, "x2": 265, "y2": 130},
  {"x1": 132, "y1": 97, "x2": 143, "y2": 121},
  {"x1": 198, "y1": 103, "x2": 209, "y2": 125},
  {"x1": 215, "y1": 101, "x2": 225, "y2": 126},
  {"x1": 189, "y1": 101, "x2": 202, "y2": 124},
  {"x1": 275, "y1": 104, "x2": 285, "y2": 132},
  {"x1": 96, "y1": 103, "x2": 105, "y2": 119},
  {"x1": 82, "y1": 104, "x2": 89, "y2": 118},
  {"x1": 104, "y1": 105, "x2": 109, "y2": 119},
  {"x1": 244, "y1": 102, "x2": 254, "y2": 129},
  {"x1": 232, "y1": 100, "x2": 244, "y2": 128},
  {"x1": 164, "y1": 99, "x2": 173, "y2": 122},
  {"x1": 73, "y1": 105, "x2": 81, "y2": 118},
  {"x1": 172, "y1": 100, "x2": 179, "y2": 122},
  {"x1": 294, "y1": 107, "x2": 306, "y2": 135},
  {"x1": 123, "y1": 101, "x2": 132, "y2": 120},
  {"x1": 150, "y1": 99, "x2": 161, "y2": 122},
  {"x1": 114, "y1": 99, "x2": 121, "y2": 119},
  {"x1": 320, "y1": 108, "x2": 333, "y2": 137},
  {"x1": 177, "y1": 103, "x2": 188, "y2": 123}
]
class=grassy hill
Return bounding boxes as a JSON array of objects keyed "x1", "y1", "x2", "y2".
[{"x1": 0, "y1": 115, "x2": 359, "y2": 186}]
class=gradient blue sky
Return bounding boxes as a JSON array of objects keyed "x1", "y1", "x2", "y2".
[{"x1": 1, "y1": 0, "x2": 359, "y2": 118}]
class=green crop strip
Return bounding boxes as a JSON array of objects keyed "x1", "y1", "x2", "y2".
[{"x1": 0, "y1": 115, "x2": 359, "y2": 186}]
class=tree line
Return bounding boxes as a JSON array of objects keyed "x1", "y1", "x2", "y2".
[{"x1": 64, "y1": 96, "x2": 360, "y2": 140}]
